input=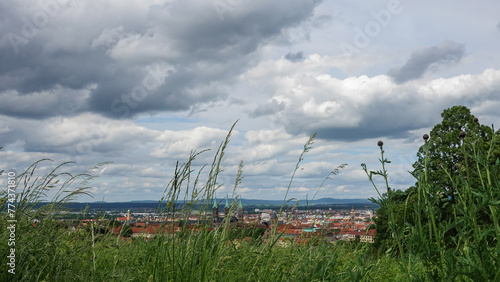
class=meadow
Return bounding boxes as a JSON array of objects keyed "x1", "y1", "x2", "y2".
[{"x1": 1, "y1": 119, "x2": 499, "y2": 281}]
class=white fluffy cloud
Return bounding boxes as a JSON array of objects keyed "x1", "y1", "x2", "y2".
[{"x1": 245, "y1": 55, "x2": 500, "y2": 141}]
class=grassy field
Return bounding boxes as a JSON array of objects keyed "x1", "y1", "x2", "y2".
[{"x1": 1, "y1": 126, "x2": 499, "y2": 281}]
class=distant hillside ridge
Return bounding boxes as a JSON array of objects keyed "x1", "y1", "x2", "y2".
[
  {"x1": 37, "y1": 197, "x2": 376, "y2": 211},
  {"x1": 81, "y1": 197, "x2": 373, "y2": 205}
]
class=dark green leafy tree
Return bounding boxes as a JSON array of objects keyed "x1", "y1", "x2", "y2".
[
  {"x1": 372, "y1": 106, "x2": 500, "y2": 253},
  {"x1": 412, "y1": 106, "x2": 500, "y2": 240},
  {"x1": 410, "y1": 106, "x2": 500, "y2": 237},
  {"x1": 411, "y1": 105, "x2": 499, "y2": 203},
  {"x1": 404, "y1": 106, "x2": 500, "y2": 279},
  {"x1": 410, "y1": 106, "x2": 499, "y2": 247}
]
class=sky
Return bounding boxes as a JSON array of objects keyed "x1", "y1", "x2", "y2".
[{"x1": 1, "y1": 0, "x2": 500, "y2": 202}]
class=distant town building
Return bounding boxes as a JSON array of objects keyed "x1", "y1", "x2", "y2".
[{"x1": 237, "y1": 198, "x2": 244, "y2": 222}]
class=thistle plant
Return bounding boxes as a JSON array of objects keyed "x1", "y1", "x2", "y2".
[{"x1": 362, "y1": 141, "x2": 411, "y2": 280}]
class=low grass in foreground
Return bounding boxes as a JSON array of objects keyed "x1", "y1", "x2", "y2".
[
  {"x1": 1, "y1": 116, "x2": 499, "y2": 281},
  {"x1": 1, "y1": 219, "x2": 409, "y2": 281}
]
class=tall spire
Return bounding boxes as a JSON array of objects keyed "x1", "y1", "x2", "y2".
[
  {"x1": 237, "y1": 197, "x2": 244, "y2": 223},
  {"x1": 212, "y1": 196, "x2": 219, "y2": 228},
  {"x1": 224, "y1": 195, "x2": 230, "y2": 218}
]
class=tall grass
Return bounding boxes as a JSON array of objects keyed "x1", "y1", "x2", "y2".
[
  {"x1": 0, "y1": 159, "x2": 104, "y2": 281},
  {"x1": 363, "y1": 132, "x2": 500, "y2": 281},
  {"x1": 0, "y1": 127, "x2": 385, "y2": 281},
  {"x1": 10, "y1": 124, "x2": 494, "y2": 281}
]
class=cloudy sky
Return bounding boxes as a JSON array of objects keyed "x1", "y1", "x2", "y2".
[{"x1": 1, "y1": 0, "x2": 499, "y2": 202}]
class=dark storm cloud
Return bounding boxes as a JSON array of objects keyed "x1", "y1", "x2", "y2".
[
  {"x1": 0, "y1": 0, "x2": 322, "y2": 119},
  {"x1": 312, "y1": 107, "x2": 421, "y2": 142},
  {"x1": 284, "y1": 51, "x2": 304, "y2": 62},
  {"x1": 315, "y1": 125, "x2": 410, "y2": 141},
  {"x1": 283, "y1": 100, "x2": 430, "y2": 142},
  {"x1": 1, "y1": 47, "x2": 111, "y2": 94},
  {"x1": 0, "y1": 88, "x2": 90, "y2": 119},
  {"x1": 250, "y1": 99, "x2": 286, "y2": 118},
  {"x1": 388, "y1": 40, "x2": 465, "y2": 84}
]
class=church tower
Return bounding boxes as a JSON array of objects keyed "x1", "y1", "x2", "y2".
[
  {"x1": 212, "y1": 198, "x2": 219, "y2": 228},
  {"x1": 224, "y1": 196, "x2": 230, "y2": 218},
  {"x1": 350, "y1": 207, "x2": 356, "y2": 222},
  {"x1": 237, "y1": 197, "x2": 244, "y2": 223}
]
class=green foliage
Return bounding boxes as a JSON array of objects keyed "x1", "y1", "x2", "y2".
[
  {"x1": 412, "y1": 105, "x2": 500, "y2": 202},
  {"x1": 366, "y1": 105, "x2": 500, "y2": 281}
]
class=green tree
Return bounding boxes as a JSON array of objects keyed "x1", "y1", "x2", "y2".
[
  {"x1": 404, "y1": 106, "x2": 500, "y2": 279},
  {"x1": 412, "y1": 105, "x2": 500, "y2": 203},
  {"x1": 372, "y1": 106, "x2": 500, "y2": 252},
  {"x1": 409, "y1": 105, "x2": 500, "y2": 250}
]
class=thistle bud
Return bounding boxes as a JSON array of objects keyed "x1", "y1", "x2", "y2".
[
  {"x1": 377, "y1": 141, "x2": 383, "y2": 147},
  {"x1": 459, "y1": 131, "x2": 466, "y2": 139},
  {"x1": 423, "y1": 134, "x2": 429, "y2": 141}
]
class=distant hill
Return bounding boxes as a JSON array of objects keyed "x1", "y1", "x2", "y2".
[
  {"x1": 51, "y1": 197, "x2": 376, "y2": 211},
  {"x1": 228, "y1": 197, "x2": 373, "y2": 206},
  {"x1": 123, "y1": 197, "x2": 372, "y2": 205},
  {"x1": 302, "y1": 197, "x2": 373, "y2": 205}
]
